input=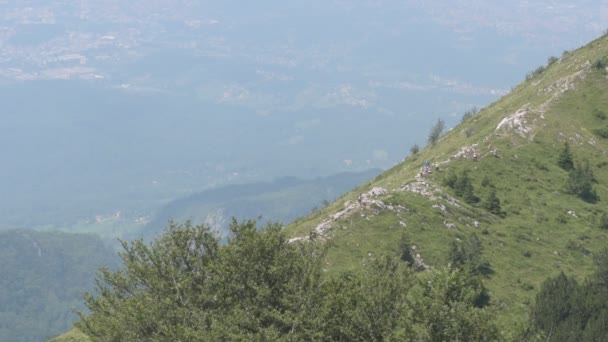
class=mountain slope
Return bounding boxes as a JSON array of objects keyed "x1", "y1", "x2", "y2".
[
  {"x1": 286, "y1": 33, "x2": 608, "y2": 328},
  {"x1": 52, "y1": 34, "x2": 608, "y2": 341},
  {"x1": 143, "y1": 169, "x2": 380, "y2": 238},
  {"x1": 0, "y1": 230, "x2": 117, "y2": 342}
]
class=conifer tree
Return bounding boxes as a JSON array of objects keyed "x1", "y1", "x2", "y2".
[
  {"x1": 565, "y1": 161, "x2": 598, "y2": 203},
  {"x1": 454, "y1": 170, "x2": 479, "y2": 204},
  {"x1": 427, "y1": 118, "x2": 445, "y2": 145},
  {"x1": 483, "y1": 189, "x2": 502, "y2": 216},
  {"x1": 399, "y1": 232, "x2": 415, "y2": 266},
  {"x1": 558, "y1": 142, "x2": 574, "y2": 170}
]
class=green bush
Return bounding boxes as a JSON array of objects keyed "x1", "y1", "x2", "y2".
[
  {"x1": 593, "y1": 127, "x2": 608, "y2": 138},
  {"x1": 410, "y1": 144, "x2": 420, "y2": 155},
  {"x1": 483, "y1": 189, "x2": 503, "y2": 216},
  {"x1": 565, "y1": 161, "x2": 599, "y2": 203},
  {"x1": 600, "y1": 213, "x2": 608, "y2": 230},
  {"x1": 78, "y1": 220, "x2": 499, "y2": 341},
  {"x1": 557, "y1": 142, "x2": 574, "y2": 170},
  {"x1": 445, "y1": 169, "x2": 479, "y2": 204},
  {"x1": 547, "y1": 56, "x2": 559, "y2": 66},
  {"x1": 530, "y1": 255, "x2": 608, "y2": 340},
  {"x1": 526, "y1": 65, "x2": 546, "y2": 80},
  {"x1": 593, "y1": 109, "x2": 607, "y2": 120},
  {"x1": 427, "y1": 118, "x2": 445, "y2": 145},
  {"x1": 461, "y1": 106, "x2": 478, "y2": 123}
]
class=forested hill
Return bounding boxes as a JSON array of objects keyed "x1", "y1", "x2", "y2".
[
  {"x1": 143, "y1": 169, "x2": 380, "y2": 238},
  {"x1": 56, "y1": 34, "x2": 608, "y2": 340},
  {"x1": 0, "y1": 230, "x2": 117, "y2": 342}
]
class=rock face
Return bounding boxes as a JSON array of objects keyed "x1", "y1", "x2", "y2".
[
  {"x1": 452, "y1": 144, "x2": 480, "y2": 160},
  {"x1": 444, "y1": 220, "x2": 456, "y2": 229},
  {"x1": 496, "y1": 107, "x2": 534, "y2": 138},
  {"x1": 289, "y1": 187, "x2": 407, "y2": 242},
  {"x1": 413, "y1": 253, "x2": 430, "y2": 271},
  {"x1": 399, "y1": 176, "x2": 440, "y2": 199}
]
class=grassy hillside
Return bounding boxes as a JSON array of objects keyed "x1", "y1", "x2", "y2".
[
  {"x1": 286, "y1": 33, "x2": 608, "y2": 330},
  {"x1": 52, "y1": 34, "x2": 608, "y2": 341}
]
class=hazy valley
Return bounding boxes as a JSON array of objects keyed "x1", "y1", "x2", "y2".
[{"x1": 1, "y1": 1, "x2": 608, "y2": 341}]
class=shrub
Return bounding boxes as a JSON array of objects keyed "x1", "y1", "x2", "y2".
[
  {"x1": 461, "y1": 106, "x2": 478, "y2": 123},
  {"x1": 445, "y1": 169, "x2": 479, "y2": 204},
  {"x1": 593, "y1": 127, "x2": 608, "y2": 138},
  {"x1": 463, "y1": 127, "x2": 476, "y2": 137},
  {"x1": 593, "y1": 109, "x2": 607, "y2": 120},
  {"x1": 600, "y1": 213, "x2": 608, "y2": 230},
  {"x1": 594, "y1": 58, "x2": 606, "y2": 70},
  {"x1": 547, "y1": 56, "x2": 558, "y2": 66},
  {"x1": 565, "y1": 161, "x2": 599, "y2": 203},
  {"x1": 481, "y1": 176, "x2": 491, "y2": 187},
  {"x1": 532, "y1": 157, "x2": 549, "y2": 171},
  {"x1": 557, "y1": 142, "x2": 574, "y2": 170},
  {"x1": 526, "y1": 65, "x2": 546, "y2": 80},
  {"x1": 427, "y1": 118, "x2": 445, "y2": 145},
  {"x1": 399, "y1": 232, "x2": 415, "y2": 267},
  {"x1": 482, "y1": 189, "x2": 503, "y2": 216},
  {"x1": 410, "y1": 144, "x2": 420, "y2": 155},
  {"x1": 443, "y1": 170, "x2": 458, "y2": 188}
]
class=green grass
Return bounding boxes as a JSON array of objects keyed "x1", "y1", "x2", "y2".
[
  {"x1": 286, "y1": 33, "x2": 608, "y2": 332},
  {"x1": 49, "y1": 328, "x2": 91, "y2": 342},
  {"x1": 56, "y1": 34, "x2": 608, "y2": 340}
]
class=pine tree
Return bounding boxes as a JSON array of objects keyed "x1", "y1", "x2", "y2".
[
  {"x1": 565, "y1": 161, "x2": 599, "y2": 203},
  {"x1": 427, "y1": 118, "x2": 445, "y2": 145},
  {"x1": 462, "y1": 181, "x2": 480, "y2": 204},
  {"x1": 399, "y1": 232, "x2": 414, "y2": 266},
  {"x1": 483, "y1": 189, "x2": 502, "y2": 216},
  {"x1": 451, "y1": 170, "x2": 479, "y2": 204},
  {"x1": 600, "y1": 213, "x2": 608, "y2": 230},
  {"x1": 558, "y1": 142, "x2": 574, "y2": 170}
]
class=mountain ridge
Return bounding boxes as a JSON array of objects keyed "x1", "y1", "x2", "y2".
[
  {"x1": 52, "y1": 33, "x2": 608, "y2": 340},
  {"x1": 143, "y1": 169, "x2": 381, "y2": 238},
  {"x1": 285, "y1": 32, "x2": 608, "y2": 328}
]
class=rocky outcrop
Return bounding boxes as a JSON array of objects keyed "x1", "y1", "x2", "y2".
[
  {"x1": 452, "y1": 144, "x2": 480, "y2": 160},
  {"x1": 289, "y1": 187, "x2": 406, "y2": 242},
  {"x1": 496, "y1": 107, "x2": 534, "y2": 138}
]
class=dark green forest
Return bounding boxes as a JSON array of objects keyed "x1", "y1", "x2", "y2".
[{"x1": 0, "y1": 230, "x2": 117, "y2": 342}]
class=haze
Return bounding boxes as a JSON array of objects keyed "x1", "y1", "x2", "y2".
[{"x1": 1, "y1": 0, "x2": 605, "y2": 232}]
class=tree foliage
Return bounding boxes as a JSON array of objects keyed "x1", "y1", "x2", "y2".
[
  {"x1": 529, "y1": 250, "x2": 608, "y2": 340},
  {"x1": 565, "y1": 160, "x2": 599, "y2": 203},
  {"x1": 78, "y1": 220, "x2": 499, "y2": 341},
  {"x1": 444, "y1": 169, "x2": 479, "y2": 204},
  {"x1": 447, "y1": 234, "x2": 492, "y2": 307},
  {"x1": 557, "y1": 142, "x2": 574, "y2": 171},
  {"x1": 411, "y1": 267, "x2": 499, "y2": 341},
  {"x1": 427, "y1": 118, "x2": 445, "y2": 145},
  {"x1": 0, "y1": 230, "x2": 117, "y2": 342},
  {"x1": 600, "y1": 213, "x2": 608, "y2": 230},
  {"x1": 399, "y1": 232, "x2": 415, "y2": 267},
  {"x1": 461, "y1": 106, "x2": 478, "y2": 123},
  {"x1": 410, "y1": 144, "x2": 420, "y2": 156},
  {"x1": 483, "y1": 189, "x2": 503, "y2": 216}
]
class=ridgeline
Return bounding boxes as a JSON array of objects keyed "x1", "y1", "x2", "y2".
[{"x1": 54, "y1": 33, "x2": 608, "y2": 341}]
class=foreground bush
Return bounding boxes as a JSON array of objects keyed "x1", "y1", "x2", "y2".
[{"x1": 78, "y1": 220, "x2": 499, "y2": 341}]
